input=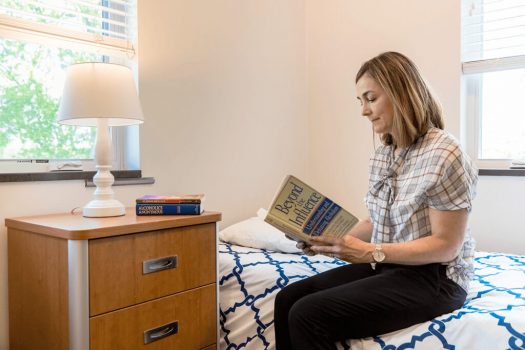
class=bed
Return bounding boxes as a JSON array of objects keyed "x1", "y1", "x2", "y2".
[{"x1": 218, "y1": 212, "x2": 525, "y2": 350}]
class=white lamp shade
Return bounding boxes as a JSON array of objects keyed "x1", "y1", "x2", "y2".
[{"x1": 57, "y1": 62, "x2": 144, "y2": 127}]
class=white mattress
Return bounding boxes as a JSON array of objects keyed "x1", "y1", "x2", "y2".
[{"x1": 219, "y1": 243, "x2": 525, "y2": 350}]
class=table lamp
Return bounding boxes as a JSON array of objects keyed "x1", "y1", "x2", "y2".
[{"x1": 57, "y1": 62, "x2": 144, "y2": 217}]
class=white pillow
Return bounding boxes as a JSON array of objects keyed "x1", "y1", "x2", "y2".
[{"x1": 219, "y1": 208, "x2": 301, "y2": 253}]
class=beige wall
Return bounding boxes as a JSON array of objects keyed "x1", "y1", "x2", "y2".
[
  {"x1": 137, "y1": 0, "x2": 308, "y2": 227},
  {"x1": 306, "y1": 0, "x2": 461, "y2": 218},
  {"x1": 469, "y1": 176, "x2": 525, "y2": 253},
  {"x1": 1, "y1": 0, "x2": 524, "y2": 348}
]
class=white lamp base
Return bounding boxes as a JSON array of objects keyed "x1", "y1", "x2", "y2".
[
  {"x1": 83, "y1": 199, "x2": 125, "y2": 218},
  {"x1": 83, "y1": 163, "x2": 125, "y2": 218}
]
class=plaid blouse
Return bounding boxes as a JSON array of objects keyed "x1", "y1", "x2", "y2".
[{"x1": 365, "y1": 128, "x2": 478, "y2": 291}]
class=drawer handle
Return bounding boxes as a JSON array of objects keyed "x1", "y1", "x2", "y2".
[
  {"x1": 142, "y1": 256, "x2": 177, "y2": 274},
  {"x1": 143, "y1": 320, "x2": 179, "y2": 344}
]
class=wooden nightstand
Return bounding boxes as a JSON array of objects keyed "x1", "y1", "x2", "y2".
[{"x1": 6, "y1": 209, "x2": 221, "y2": 350}]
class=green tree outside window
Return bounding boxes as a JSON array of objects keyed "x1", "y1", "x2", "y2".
[
  {"x1": 0, "y1": 0, "x2": 119, "y2": 159},
  {"x1": 0, "y1": 39, "x2": 97, "y2": 159}
]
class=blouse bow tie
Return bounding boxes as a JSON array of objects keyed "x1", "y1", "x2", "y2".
[
  {"x1": 369, "y1": 147, "x2": 410, "y2": 206},
  {"x1": 370, "y1": 168, "x2": 397, "y2": 206}
]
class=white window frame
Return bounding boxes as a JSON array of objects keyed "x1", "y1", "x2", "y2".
[
  {"x1": 461, "y1": 0, "x2": 525, "y2": 168},
  {"x1": 462, "y1": 57, "x2": 525, "y2": 169},
  {"x1": 0, "y1": 1, "x2": 140, "y2": 174}
]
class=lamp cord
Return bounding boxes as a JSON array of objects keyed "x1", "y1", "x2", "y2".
[{"x1": 70, "y1": 207, "x2": 82, "y2": 215}]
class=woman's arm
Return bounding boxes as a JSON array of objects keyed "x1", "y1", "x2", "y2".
[
  {"x1": 346, "y1": 216, "x2": 373, "y2": 242},
  {"x1": 309, "y1": 208, "x2": 468, "y2": 264}
]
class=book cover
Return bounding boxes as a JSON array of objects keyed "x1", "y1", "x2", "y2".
[
  {"x1": 136, "y1": 203, "x2": 204, "y2": 215},
  {"x1": 264, "y1": 175, "x2": 359, "y2": 242},
  {"x1": 136, "y1": 194, "x2": 204, "y2": 204}
]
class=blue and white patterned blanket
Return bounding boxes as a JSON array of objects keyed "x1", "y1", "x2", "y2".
[{"x1": 219, "y1": 243, "x2": 525, "y2": 350}]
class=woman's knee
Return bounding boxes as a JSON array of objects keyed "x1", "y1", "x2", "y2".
[
  {"x1": 275, "y1": 280, "x2": 309, "y2": 310},
  {"x1": 288, "y1": 295, "x2": 323, "y2": 329}
]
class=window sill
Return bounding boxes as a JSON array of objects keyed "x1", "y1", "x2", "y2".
[
  {"x1": 0, "y1": 170, "x2": 155, "y2": 186},
  {"x1": 479, "y1": 168, "x2": 525, "y2": 177}
]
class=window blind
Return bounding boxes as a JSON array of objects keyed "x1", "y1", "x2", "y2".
[
  {"x1": 0, "y1": 0, "x2": 135, "y2": 58},
  {"x1": 462, "y1": 0, "x2": 525, "y2": 74}
]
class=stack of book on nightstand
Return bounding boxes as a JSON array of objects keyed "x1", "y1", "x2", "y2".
[{"x1": 135, "y1": 194, "x2": 205, "y2": 216}]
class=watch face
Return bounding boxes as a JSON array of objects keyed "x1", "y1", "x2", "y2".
[{"x1": 373, "y1": 248, "x2": 385, "y2": 262}]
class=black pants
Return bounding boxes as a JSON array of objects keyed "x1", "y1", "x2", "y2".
[{"x1": 274, "y1": 262, "x2": 467, "y2": 350}]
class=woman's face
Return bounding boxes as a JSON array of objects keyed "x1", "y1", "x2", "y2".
[{"x1": 356, "y1": 74, "x2": 394, "y2": 135}]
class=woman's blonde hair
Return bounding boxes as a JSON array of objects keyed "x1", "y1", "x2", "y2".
[{"x1": 355, "y1": 52, "x2": 444, "y2": 148}]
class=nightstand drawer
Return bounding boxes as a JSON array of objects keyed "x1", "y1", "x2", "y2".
[
  {"x1": 90, "y1": 284, "x2": 216, "y2": 350},
  {"x1": 89, "y1": 222, "x2": 216, "y2": 316}
]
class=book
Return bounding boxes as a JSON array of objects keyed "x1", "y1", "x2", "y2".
[
  {"x1": 136, "y1": 194, "x2": 204, "y2": 204},
  {"x1": 264, "y1": 175, "x2": 359, "y2": 242},
  {"x1": 136, "y1": 203, "x2": 204, "y2": 215}
]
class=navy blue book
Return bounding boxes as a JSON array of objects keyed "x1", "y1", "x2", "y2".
[{"x1": 136, "y1": 203, "x2": 203, "y2": 215}]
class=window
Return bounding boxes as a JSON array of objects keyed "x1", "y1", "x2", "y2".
[
  {"x1": 0, "y1": 0, "x2": 138, "y2": 173},
  {"x1": 461, "y1": 0, "x2": 525, "y2": 168}
]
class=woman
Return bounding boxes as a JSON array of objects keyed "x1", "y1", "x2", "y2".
[{"x1": 273, "y1": 52, "x2": 478, "y2": 350}]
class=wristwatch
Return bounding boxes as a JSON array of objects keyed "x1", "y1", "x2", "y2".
[{"x1": 372, "y1": 244, "x2": 385, "y2": 263}]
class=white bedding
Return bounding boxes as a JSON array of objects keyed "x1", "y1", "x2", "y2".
[{"x1": 219, "y1": 243, "x2": 525, "y2": 350}]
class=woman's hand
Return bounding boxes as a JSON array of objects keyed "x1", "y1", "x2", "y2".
[
  {"x1": 284, "y1": 234, "x2": 317, "y2": 256},
  {"x1": 308, "y1": 235, "x2": 374, "y2": 263},
  {"x1": 295, "y1": 241, "x2": 317, "y2": 256}
]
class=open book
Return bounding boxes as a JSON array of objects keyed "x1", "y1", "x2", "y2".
[{"x1": 264, "y1": 175, "x2": 359, "y2": 242}]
